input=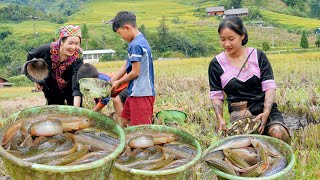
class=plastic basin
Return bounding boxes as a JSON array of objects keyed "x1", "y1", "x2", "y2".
[
  {"x1": 202, "y1": 134, "x2": 295, "y2": 180},
  {"x1": 112, "y1": 125, "x2": 202, "y2": 180},
  {"x1": 156, "y1": 110, "x2": 187, "y2": 125},
  {"x1": 0, "y1": 105, "x2": 125, "y2": 180}
]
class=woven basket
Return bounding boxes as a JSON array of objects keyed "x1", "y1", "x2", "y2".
[
  {"x1": 0, "y1": 105, "x2": 125, "y2": 180},
  {"x1": 202, "y1": 134, "x2": 295, "y2": 180},
  {"x1": 23, "y1": 58, "x2": 49, "y2": 83},
  {"x1": 112, "y1": 125, "x2": 202, "y2": 180}
]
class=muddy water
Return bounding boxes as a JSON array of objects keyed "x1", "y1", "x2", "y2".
[{"x1": 283, "y1": 115, "x2": 308, "y2": 135}]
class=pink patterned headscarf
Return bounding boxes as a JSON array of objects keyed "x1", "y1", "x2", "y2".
[
  {"x1": 50, "y1": 25, "x2": 82, "y2": 90},
  {"x1": 58, "y1": 25, "x2": 82, "y2": 39}
]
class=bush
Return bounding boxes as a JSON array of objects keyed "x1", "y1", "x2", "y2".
[
  {"x1": 114, "y1": 51, "x2": 127, "y2": 61},
  {"x1": 100, "y1": 54, "x2": 114, "y2": 62},
  {"x1": 262, "y1": 42, "x2": 270, "y2": 51},
  {"x1": 315, "y1": 36, "x2": 320, "y2": 48},
  {"x1": 0, "y1": 30, "x2": 12, "y2": 40},
  {"x1": 300, "y1": 31, "x2": 309, "y2": 49}
]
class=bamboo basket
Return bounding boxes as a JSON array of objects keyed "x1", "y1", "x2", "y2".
[
  {"x1": 202, "y1": 134, "x2": 295, "y2": 180},
  {"x1": 0, "y1": 105, "x2": 125, "y2": 180},
  {"x1": 112, "y1": 125, "x2": 202, "y2": 180}
]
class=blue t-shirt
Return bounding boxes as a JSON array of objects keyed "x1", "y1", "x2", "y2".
[
  {"x1": 95, "y1": 73, "x2": 111, "y2": 105},
  {"x1": 126, "y1": 33, "x2": 155, "y2": 96}
]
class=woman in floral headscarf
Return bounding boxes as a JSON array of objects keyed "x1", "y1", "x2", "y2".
[{"x1": 26, "y1": 25, "x2": 83, "y2": 106}]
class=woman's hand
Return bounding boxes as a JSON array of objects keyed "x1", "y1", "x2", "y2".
[
  {"x1": 217, "y1": 119, "x2": 227, "y2": 132},
  {"x1": 254, "y1": 112, "x2": 270, "y2": 134},
  {"x1": 34, "y1": 82, "x2": 43, "y2": 91}
]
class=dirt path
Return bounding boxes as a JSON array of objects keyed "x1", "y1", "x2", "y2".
[{"x1": 0, "y1": 95, "x2": 45, "y2": 120}]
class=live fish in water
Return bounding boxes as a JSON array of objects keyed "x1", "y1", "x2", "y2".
[
  {"x1": 2, "y1": 112, "x2": 120, "y2": 166},
  {"x1": 204, "y1": 137, "x2": 287, "y2": 178},
  {"x1": 116, "y1": 131, "x2": 197, "y2": 171}
]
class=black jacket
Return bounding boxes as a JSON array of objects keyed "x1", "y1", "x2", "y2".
[{"x1": 27, "y1": 43, "x2": 83, "y2": 97}]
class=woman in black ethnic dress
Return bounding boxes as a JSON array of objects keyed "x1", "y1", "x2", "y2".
[
  {"x1": 26, "y1": 25, "x2": 83, "y2": 107},
  {"x1": 208, "y1": 16, "x2": 290, "y2": 143}
]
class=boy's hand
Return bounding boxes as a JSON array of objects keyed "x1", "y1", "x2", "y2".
[{"x1": 111, "y1": 80, "x2": 121, "y2": 92}]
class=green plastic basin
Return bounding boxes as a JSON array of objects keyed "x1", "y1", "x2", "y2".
[
  {"x1": 0, "y1": 105, "x2": 125, "y2": 180},
  {"x1": 202, "y1": 134, "x2": 295, "y2": 180},
  {"x1": 112, "y1": 125, "x2": 202, "y2": 180},
  {"x1": 156, "y1": 110, "x2": 187, "y2": 125}
]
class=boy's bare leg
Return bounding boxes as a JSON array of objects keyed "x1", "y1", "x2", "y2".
[
  {"x1": 114, "y1": 115, "x2": 129, "y2": 127},
  {"x1": 113, "y1": 96, "x2": 124, "y2": 118}
]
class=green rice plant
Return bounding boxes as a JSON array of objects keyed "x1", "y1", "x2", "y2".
[
  {"x1": 261, "y1": 10, "x2": 320, "y2": 30},
  {"x1": 292, "y1": 124, "x2": 320, "y2": 179}
]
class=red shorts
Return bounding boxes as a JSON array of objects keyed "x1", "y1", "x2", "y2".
[{"x1": 121, "y1": 96, "x2": 155, "y2": 126}]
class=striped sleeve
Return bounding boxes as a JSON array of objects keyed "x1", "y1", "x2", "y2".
[{"x1": 129, "y1": 44, "x2": 143, "y2": 62}]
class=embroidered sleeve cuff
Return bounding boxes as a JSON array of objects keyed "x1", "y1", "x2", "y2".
[
  {"x1": 210, "y1": 91, "x2": 224, "y2": 100},
  {"x1": 262, "y1": 79, "x2": 277, "y2": 91}
]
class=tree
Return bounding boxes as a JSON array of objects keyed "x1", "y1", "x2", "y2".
[
  {"x1": 157, "y1": 17, "x2": 169, "y2": 39},
  {"x1": 81, "y1": 24, "x2": 89, "y2": 39},
  {"x1": 0, "y1": 30, "x2": 12, "y2": 40},
  {"x1": 230, "y1": 0, "x2": 242, "y2": 8},
  {"x1": 283, "y1": 0, "x2": 304, "y2": 8},
  {"x1": 156, "y1": 17, "x2": 170, "y2": 52},
  {"x1": 300, "y1": 31, "x2": 309, "y2": 49},
  {"x1": 139, "y1": 24, "x2": 147, "y2": 37},
  {"x1": 246, "y1": 7, "x2": 262, "y2": 20},
  {"x1": 193, "y1": 6, "x2": 208, "y2": 21},
  {"x1": 255, "y1": 0, "x2": 263, "y2": 6},
  {"x1": 262, "y1": 42, "x2": 270, "y2": 51},
  {"x1": 315, "y1": 36, "x2": 320, "y2": 48},
  {"x1": 310, "y1": 0, "x2": 320, "y2": 19}
]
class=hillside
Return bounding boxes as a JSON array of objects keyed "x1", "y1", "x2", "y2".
[{"x1": 0, "y1": 0, "x2": 319, "y2": 78}]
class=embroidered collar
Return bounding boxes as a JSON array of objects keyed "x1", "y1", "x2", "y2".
[{"x1": 216, "y1": 47, "x2": 260, "y2": 88}]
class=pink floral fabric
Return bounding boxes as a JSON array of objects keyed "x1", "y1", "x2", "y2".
[{"x1": 50, "y1": 40, "x2": 80, "y2": 90}]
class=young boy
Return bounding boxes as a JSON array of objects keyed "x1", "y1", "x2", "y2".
[
  {"x1": 77, "y1": 63, "x2": 128, "y2": 119},
  {"x1": 111, "y1": 11, "x2": 155, "y2": 127}
]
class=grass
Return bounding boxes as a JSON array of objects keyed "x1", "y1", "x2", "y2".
[
  {"x1": 0, "y1": 51, "x2": 319, "y2": 178},
  {"x1": 292, "y1": 124, "x2": 320, "y2": 179},
  {"x1": 0, "y1": 87, "x2": 37, "y2": 100}
]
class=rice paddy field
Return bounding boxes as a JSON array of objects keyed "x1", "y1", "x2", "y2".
[
  {"x1": 261, "y1": 10, "x2": 320, "y2": 31},
  {"x1": 0, "y1": 51, "x2": 319, "y2": 179}
]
